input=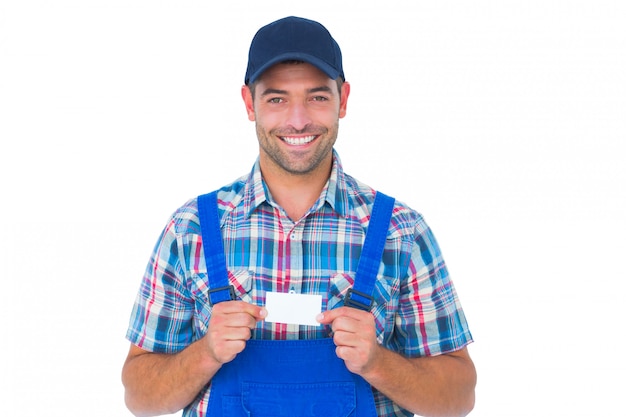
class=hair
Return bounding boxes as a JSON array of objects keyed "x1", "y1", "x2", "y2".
[{"x1": 248, "y1": 60, "x2": 344, "y2": 100}]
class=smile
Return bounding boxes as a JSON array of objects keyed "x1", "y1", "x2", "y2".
[{"x1": 280, "y1": 135, "x2": 316, "y2": 146}]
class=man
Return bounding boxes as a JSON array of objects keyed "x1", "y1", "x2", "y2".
[{"x1": 122, "y1": 16, "x2": 476, "y2": 417}]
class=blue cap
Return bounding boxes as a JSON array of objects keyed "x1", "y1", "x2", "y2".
[{"x1": 245, "y1": 16, "x2": 344, "y2": 85}]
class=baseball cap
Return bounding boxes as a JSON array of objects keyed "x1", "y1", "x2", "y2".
[{"x1": 244, "y1": 16, "x2": 344, "y2": 85}]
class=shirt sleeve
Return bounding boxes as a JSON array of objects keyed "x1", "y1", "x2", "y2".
[
  {"x1": 125, "y1": 215, "x2": 196, "y2": 353},
  {"x1": 391, "y1": 216, "x2": 473, "y2": 357}
]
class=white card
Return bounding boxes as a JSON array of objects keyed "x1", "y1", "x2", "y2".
[{"x1": 265, "y1": 291, "x2": 322, "y2": 326}]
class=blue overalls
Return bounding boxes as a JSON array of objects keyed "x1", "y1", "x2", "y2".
[{"x1": 197, "y1": 191, "x2": 395, "y2": 417}]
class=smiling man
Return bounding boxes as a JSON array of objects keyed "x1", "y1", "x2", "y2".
[
  {"x1": 122, "y1": 16, "x2": 476, "y2": 417},
  {"x1": 242, "y1": 60, "x2": 349, "y2": 220}
]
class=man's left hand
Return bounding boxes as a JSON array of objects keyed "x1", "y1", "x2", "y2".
[{"x1": 316, "y1": 307, "x2": 381, "y2": 375}]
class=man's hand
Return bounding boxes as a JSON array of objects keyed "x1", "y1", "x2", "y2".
[
  {"x1": 122, "y1": 301, "x2": 266, "y2": 416},
  {"x1": 318, "y1": 307, "x2": 476, "y2": 416},
  {"x1": 205, "y1": 301, "x2": 266, "y2": 364},
  {"x1": 316, "y1": 306, "x2": 381, "y2": 375}
]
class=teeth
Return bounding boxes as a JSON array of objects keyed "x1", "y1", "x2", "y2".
[{"x1": 281, "y1": 135, "x2": 316, "y2": 145}]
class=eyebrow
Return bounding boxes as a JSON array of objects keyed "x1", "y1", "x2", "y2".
[
  {"x1": 260, "y1": 88, "x2": 288, "y2": 97},
  {"x1": 260, "y1": 86, "x2": 334, "y2": 97},
  {"x1": 308, "y1": 86, "x2": 334, "y2": 94}
]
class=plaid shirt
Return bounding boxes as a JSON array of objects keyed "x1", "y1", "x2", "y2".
[{"x1": 126, "y1": 150, "x2": 473, "y2": 417}]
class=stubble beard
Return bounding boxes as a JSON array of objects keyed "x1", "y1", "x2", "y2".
[{"x1": 256, "y1": 122, "x2": 339, "y2": 176}]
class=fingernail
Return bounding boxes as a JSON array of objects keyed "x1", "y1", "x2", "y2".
[
  {"x1": 260, "y1": 308, "x2": 268, "y2": 318},
  {"x1": 316, "y1": 313, "x2": 324, "y2": 322}
]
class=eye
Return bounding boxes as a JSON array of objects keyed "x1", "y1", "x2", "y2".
[
  {"x1": 268, "y1": 97, "x2": 283, "y2": 104},
  {"x1": 311, "y1": 96, "x2": 329, "y2": 102}
]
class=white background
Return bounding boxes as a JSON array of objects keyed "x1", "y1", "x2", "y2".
[{"x1": 1, "y1": 1, "x2": 624, "y2": 416}]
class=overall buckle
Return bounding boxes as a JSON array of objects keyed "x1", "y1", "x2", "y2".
[
  {"x1": 344, "y1": 288, "x2": 374, "y2": 311},
  {"x1": 208, "y1": 285, "x2": 236, "y2": 305}
]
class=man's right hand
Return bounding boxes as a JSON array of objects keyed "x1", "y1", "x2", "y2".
[
  {"x1": 204, "y1": 301, "x2": 267, "y2": 364},
  {"x1": 122, "y1": 301, "x2": 266, "y2": 416}
]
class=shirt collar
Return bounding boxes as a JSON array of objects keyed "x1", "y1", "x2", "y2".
[{"x1": 242, "y1": 149, "x2": 350, "y2": 219}]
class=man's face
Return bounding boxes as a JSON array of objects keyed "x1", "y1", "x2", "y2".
[{"x1": 242, "y1": 62, "x2": 350, "y2": 179}]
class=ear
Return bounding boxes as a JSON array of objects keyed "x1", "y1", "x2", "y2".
[
  {"x1": 241, "y1": 85, "x2": 255, "y2": 121},
  {"x1": 338, "y1": 81, "x2": 350, "y2": 119}
]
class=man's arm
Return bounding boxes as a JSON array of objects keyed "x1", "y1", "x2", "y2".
[
  {"x1": 364, "y1": 346, "x2": 476, "y2": 417},
  {"x1": 122, "y1": 340, "x2": 220, "y2": 417},
  {"x1": 122, "y1": 301, "x2": 266, "y2": 417},
  {"x1": 318, "y1": 307, "x2": 476, "y2": 417}
]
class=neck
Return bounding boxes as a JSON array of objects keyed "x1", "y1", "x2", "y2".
[{"x1": 260, "y1": 158, "x2": 332, "y2": 221}]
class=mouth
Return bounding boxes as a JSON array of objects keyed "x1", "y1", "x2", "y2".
[{"x1": 279, "y1": 135, "x2": 317, "y2": 146}]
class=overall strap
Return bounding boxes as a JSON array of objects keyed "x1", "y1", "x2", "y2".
[
  {"x1": 197, "y1": 191, "x2": 235, "y2": 305},
  {"x1": 345, "y1": 191, "x2": 395, "y2": 311},
  {"x1": 198, "y1": 190, "x2": 395, "y2": 309}
]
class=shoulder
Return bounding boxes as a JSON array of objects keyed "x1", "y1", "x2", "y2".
[
  {"x1": 343, "y1": 173, "x2": 424, "y2": 240},
  {"x1": 168, "y1": 175, "x2": 248, "y2": 235}
]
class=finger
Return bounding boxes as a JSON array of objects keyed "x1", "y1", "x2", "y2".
[
  {"x1": 332, "y1": 318, "x2": 376, "y2": 344},
  {"x1": 317, "y1": 306, "x2": 371, "y2": 325},
  {"x1": 331, "y1": 328, "x2": 357, "y2": 347},
  {"x1": 213, "y1": 301, "x2": 266, "y2": 321},
  {"x1": 218, "y1": 325, "x2": 253, "y2": 342},
  {"x1": 328, "y1": 315, "x2": 377, "y2": 348},
  {"x1": 227, "y1": 312, "x2": 261, "y2": 329},
  {"x1": 210, "y1": 339, "x2": 247, "y2": 364},
  {"x1": 210, "y1": 311, "x2": 253, "y2": 330}
]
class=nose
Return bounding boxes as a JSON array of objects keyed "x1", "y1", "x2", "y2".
[{"x1": 285, "y1": 101, "x2": 312, "y2": 131}]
